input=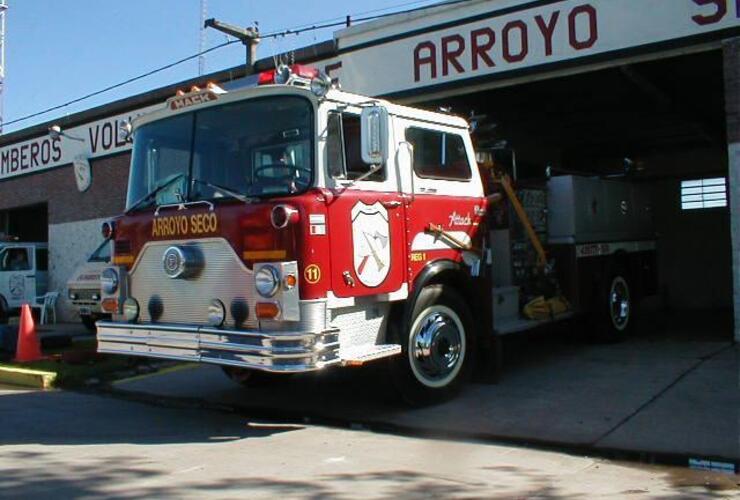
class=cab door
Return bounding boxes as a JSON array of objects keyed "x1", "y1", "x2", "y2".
[
  {"x1": 324, "y1": 111, "x2": 407, "y2": 298},
  {"x1": 0, "y1": 246, "x2": 34, "y2": 308}
]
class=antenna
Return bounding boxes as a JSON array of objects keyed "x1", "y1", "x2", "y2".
[
  {"x1": 0, "y1": 0, "x2": 7, "y2": 133},
  {"x1": 198, "y1": 0, "x2": 207, "y2": 75}
]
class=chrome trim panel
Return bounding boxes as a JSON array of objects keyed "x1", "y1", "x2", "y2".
[
  {"x1": 129, "y1": 238, "x2": 260, "y2": 328},
  {"x1": 97, "y1": 321, "x2": 340, "y2": 373}
]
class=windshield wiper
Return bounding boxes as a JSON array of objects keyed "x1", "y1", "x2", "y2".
[
  {"x1": 191, "y1": 178, "x2": 255, "y2": 204},
  {"x1": 126, "y1": 173, "x2": 186, "y2": 214}
]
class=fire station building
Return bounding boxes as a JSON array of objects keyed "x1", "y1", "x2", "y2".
[{"x1": 0, "y1": 0, "x2": 739, "y2": 336}]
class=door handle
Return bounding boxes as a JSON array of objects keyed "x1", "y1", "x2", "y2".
[{"x1": 382, "y1": 200, "x2": 402, "y2": 209}]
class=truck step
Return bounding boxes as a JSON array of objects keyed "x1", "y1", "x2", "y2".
[
  {"x1": 492, "y1": 286, "x2": 520, "y2": 322},
  {"x1": 340, "y1": 344, "x2": 402, "y2": 366}
]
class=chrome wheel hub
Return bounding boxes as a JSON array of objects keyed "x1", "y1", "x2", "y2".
[
  {"x1": 409, "y1": 305, "x2": 465, "y2": 388},
  {"x1": 609, "y1": 277, "x2": 630, "y2": 331}
]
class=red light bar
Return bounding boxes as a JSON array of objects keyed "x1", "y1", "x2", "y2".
[
  {"x1": 258, "y1": 70, "x2": 276, "y2": 85},
  {"x1": 258, "y1": 64, "x2": 320, "y2": 85}
]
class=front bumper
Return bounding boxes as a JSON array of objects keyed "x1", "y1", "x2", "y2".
[{"x1": 96, "y1": 321, "x2": 340, "y2": 372}]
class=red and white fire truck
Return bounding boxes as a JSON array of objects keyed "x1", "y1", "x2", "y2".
[{"x1": 97, "y1": 64, "x2": 656, "y2": 403}]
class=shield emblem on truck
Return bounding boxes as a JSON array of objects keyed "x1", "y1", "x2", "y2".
[{"x1": 351, "y1": 201, "x2": 391, "y2": 287}]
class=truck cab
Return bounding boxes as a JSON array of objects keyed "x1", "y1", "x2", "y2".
[
  {"x1": 97, "y1": 65, "x2": 486, "y2": 403},
  {"x1": 0, "y1": 242, "x2": 49, "y2": 322}
]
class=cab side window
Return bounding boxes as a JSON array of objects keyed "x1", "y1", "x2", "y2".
[
  {"x1": 327, "y1": 112, "x2": 384, "y2": 182},
  {"x1": 0, "y1": 248, "x2": 31, "y2": 271},
  {"x1": 406, "y1": 127, "x2": 471, "y2": 181}
]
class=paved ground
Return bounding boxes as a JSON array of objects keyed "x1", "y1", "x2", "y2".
[
  {"x1": 112, "y1": 311, "x2": 740, "y2": 463},
  {"x1": 0, "y1": 386, "x2": 737, "y2": 498}
]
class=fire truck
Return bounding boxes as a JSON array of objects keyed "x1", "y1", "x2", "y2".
[{"x1": 97, "y1": 64, "x2": 656, "y2": 403}]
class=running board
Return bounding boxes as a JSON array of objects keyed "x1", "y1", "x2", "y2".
[{"x1": 341, "y1": 344, "x2": 402, "y2": 366}]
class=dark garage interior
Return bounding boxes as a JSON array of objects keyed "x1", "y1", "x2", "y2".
[
  {"x1": 423, "y1": 49, "x2": 732, "y2": 338},
  {"x1": 0, "y1": 203, "x2": 48, "y2": 243}
]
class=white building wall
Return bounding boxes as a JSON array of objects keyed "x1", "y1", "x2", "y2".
[
  {"x1": 725, "y1": 38, "x2": 740, "y2": 342},
  {"x1": 48, "y1": 217, "x2": 108, "y2": 323}
]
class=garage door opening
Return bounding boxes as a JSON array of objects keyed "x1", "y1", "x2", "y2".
[
  {"x1": 419, "y1": 49, "x2": 731, "y2": 340},
  {"x1": 0, "y1": 203, "x2": 49, "y2": 243}
]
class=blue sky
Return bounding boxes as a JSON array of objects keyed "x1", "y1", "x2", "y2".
[{"x1": 3, "y1": 0, "x2": 443, "y2": 133}]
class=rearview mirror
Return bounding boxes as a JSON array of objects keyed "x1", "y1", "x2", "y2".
[{"x1": 360, "y1": 106, "x2": 388, "y2": 165}]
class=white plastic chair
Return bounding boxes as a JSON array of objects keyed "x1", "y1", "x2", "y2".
[{"x1": 33, "y1": 291, "x2": 59, "y2": 325}]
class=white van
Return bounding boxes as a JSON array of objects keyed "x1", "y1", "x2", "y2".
[
  {"x1": 66, "y1": 240, "x2": 111, "y2": 331},
  {"x1": 0, "y1": 242, "x2": 49, "y2": 323}
]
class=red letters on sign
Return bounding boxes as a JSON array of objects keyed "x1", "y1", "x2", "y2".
[
  {"x1": 470, "y1": 28, "x2": 496, "y2": 70},
  {"x1": 691, "y1": 0, "x2": 727, "y2": 25},
  {"x1": 441, "y1": 34, "x2": 466, "y2": 76},
  {"x1": 502, "y1": 20, "x2": 529, "y2": 63},
  {"x1": 568, "y1": 4, "x2": 598, "y2": 50},
  {"x1": 535, "y1": 11, "x2": 560, "y2": 56},
  {"x1": 414, "y1": 41, "x2": 437, "y2": 82},
  {"x1": 412, "y1": 3, "x2": 600, "y2": 84}
]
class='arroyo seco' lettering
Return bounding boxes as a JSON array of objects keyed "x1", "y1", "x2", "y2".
[
  {"x1": 151, "y1": 213, "x2": 219, "y2": 238},
  {"x1": 413, "y1": 4, "x2": 598, "y2": 82}
]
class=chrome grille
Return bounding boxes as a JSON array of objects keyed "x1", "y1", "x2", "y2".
[
  {"x1": 70, "y1": 288, "x2": 98, "y2": 301},
  {"x1": 129, "y1": 238, "x2": 259, "y2": 328}
]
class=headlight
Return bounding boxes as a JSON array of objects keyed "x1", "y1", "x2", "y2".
[
  {"x1": 123, "y1": 298, "x2": 139, "y2": 322},
  {"x1": 255, "y1": 265, "x2": 280, "y2": 297},
  {"x1": 92, "y1": 293, "x2": 100, "y2": 301},
  {"x1": 68, "y1": 291, "x2": 78, "y2": 300},
  {"x1": 101, "y1": 268, "x2": 119, "y2": 294}
]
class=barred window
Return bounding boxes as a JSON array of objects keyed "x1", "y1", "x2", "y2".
[{"x1": 680, "y1": 177, "x2": 727, "y2": 210}]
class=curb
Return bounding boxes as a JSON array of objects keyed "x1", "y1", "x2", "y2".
[
  {"x1": 111, "y1": 363, "x2": 198, "y2": 386},
  {"x1": 0, "y1": 366, "x2": 57, "y2": 389}
]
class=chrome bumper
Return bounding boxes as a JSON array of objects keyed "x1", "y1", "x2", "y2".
[{"x1": 96, "y1": 321, "x2": 340, "y2": 372}]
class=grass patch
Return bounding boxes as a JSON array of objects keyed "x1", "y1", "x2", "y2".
[{"x1": 0, "y1": 354, "x2": 137, "y2": 388}]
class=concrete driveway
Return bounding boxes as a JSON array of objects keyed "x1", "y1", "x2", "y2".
[
  {"x1": 3, "y1": 386, "x2": 737, "y2": 498},
  {"x1": 110, "y1": 311, "x2": 739, "y2": 465}
]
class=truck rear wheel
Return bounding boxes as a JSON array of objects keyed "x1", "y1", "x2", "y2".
[
  {"x1": 390, "y1": 285, "x2": 474, "y2": 405},
  {"x1": 596, "y1": 272, "x2": 634, "y2": 342}
]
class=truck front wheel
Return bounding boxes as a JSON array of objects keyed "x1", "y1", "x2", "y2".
[{"x1": 390, "y1": 285, "x2": 474, "y2": 405}]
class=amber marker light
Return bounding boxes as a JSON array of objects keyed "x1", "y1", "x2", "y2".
[
  {"x1": 255, "y1": 302, "x2": 280, "y2": 319},
  {"x1": 283, "y1": 274, "x2": 297, "y2": 290},
  {"x1": 101, "y1": 298, "x2": 119, "y2": 313}
]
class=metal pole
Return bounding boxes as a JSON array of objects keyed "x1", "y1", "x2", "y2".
[
  {"x1": 198, "y1": 0, "x2": 207, "y2": 75},
  {"x1": 0, "y1": 1, "x2": 7, "y2": 133}
]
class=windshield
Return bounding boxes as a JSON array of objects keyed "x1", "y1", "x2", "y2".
[
  {"x1": 126, "y1": 95, "x2": 314, "y2": 210},
  {"x1": 88, "y1": 240, "x2": 111, "y2": 263}
]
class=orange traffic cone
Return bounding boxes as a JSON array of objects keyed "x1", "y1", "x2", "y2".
[{"x1": 14, "y1": 303, "x2": 43, "y2": 363}]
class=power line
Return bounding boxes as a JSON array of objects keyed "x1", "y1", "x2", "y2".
[
  {"x1": 260, "y1": 0, "x2": 446, "y2": 35},
  {"x1": 3, "y1": 39, "x2": 239, "y2": 128},
  {"x1": 3, "y1": 0, "x2": 471, "y2": 129}
]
